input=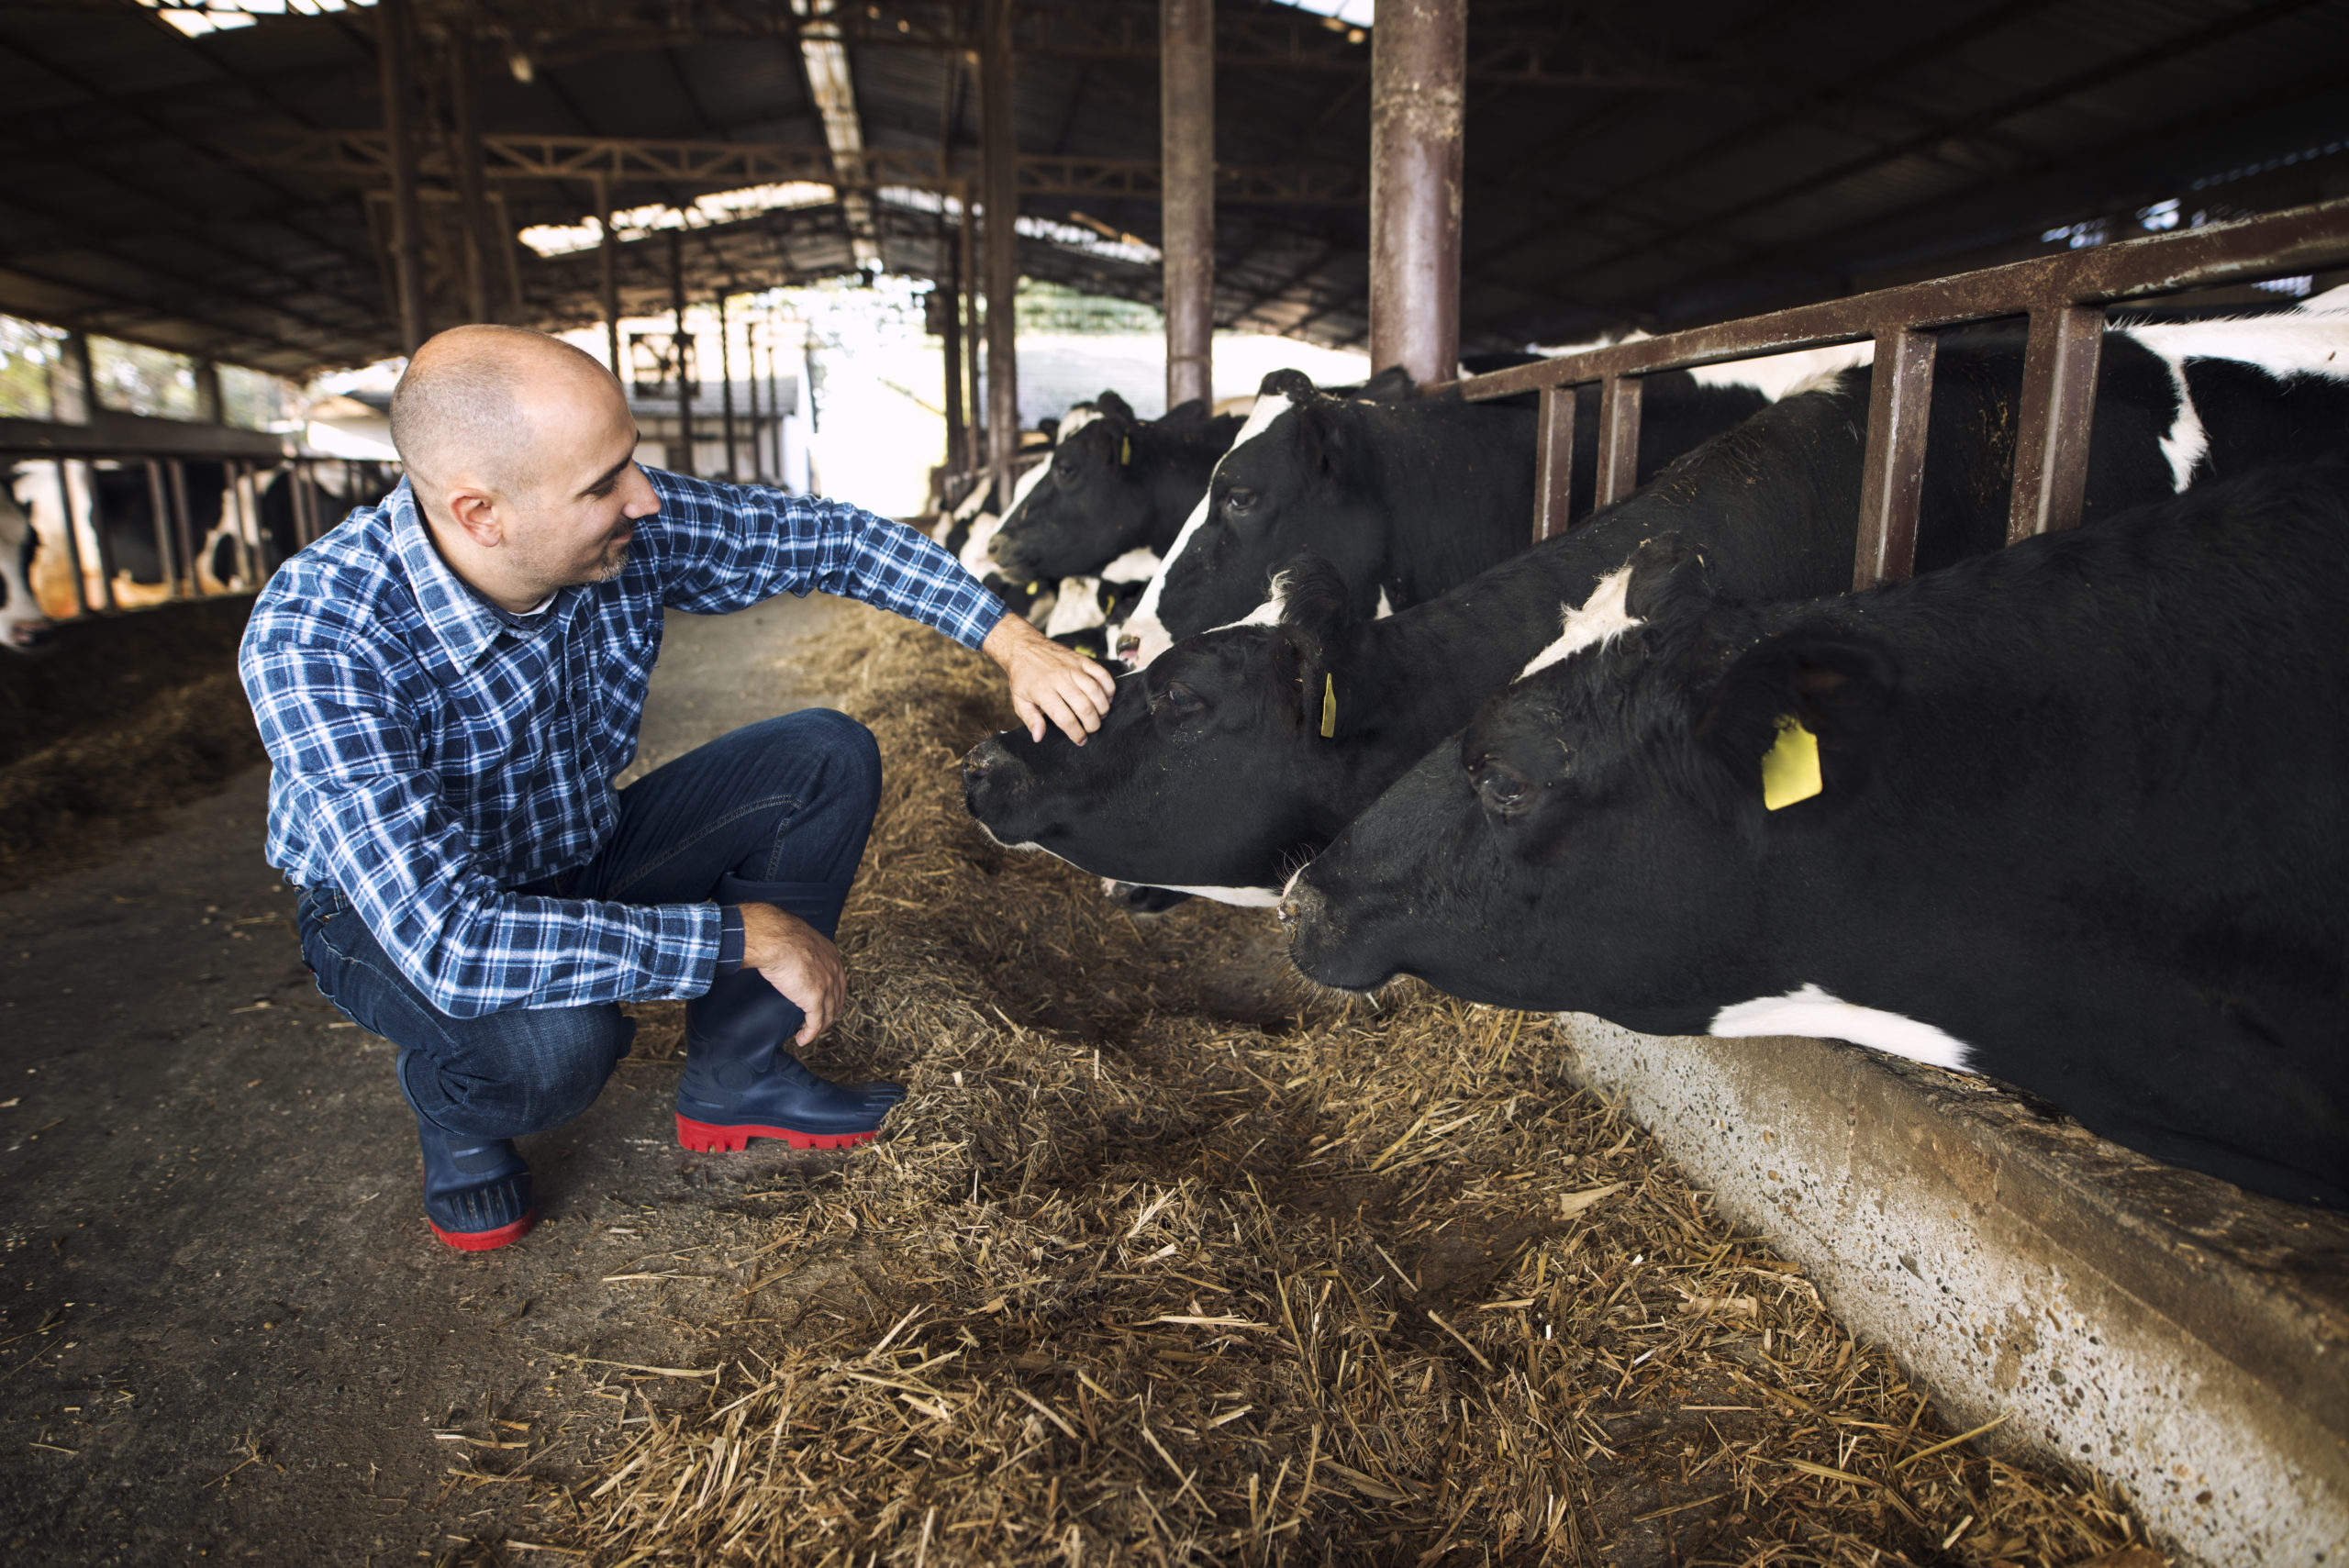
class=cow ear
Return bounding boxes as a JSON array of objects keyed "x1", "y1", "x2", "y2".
[
  {"x1": 1260, "y1": 368, "x2": 1320, "y2": 401},
  {"x1": 1275, "y1": 553, "x2": 1350, "y2": 647},
  {"x1": 1705, "y1": 634, "x2": 1898, "y2": 811},
  {"x1": 1354, "y1": 364, "x2": 1417, "y2": 403},
  {"x1": 1097, "y1": 390, "x2": 1136, "y2": 424}
]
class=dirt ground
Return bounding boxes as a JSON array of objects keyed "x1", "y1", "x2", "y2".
[
  {"x1": 0, "y1": 593, "x2": 2158, "y2": 1567},
  {"x1": 0, "y1": 593, "x2": 879, "y2": 1564}
]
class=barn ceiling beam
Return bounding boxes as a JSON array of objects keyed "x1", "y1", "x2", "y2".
[{"x1": 230, "y1": 129, "x2": 1369, "y2": 205}]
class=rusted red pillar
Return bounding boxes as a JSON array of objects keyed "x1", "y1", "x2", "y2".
[
  {"x1": 981, "y1": 0, "x2": 1019, "y2": 506},
  {"x1": 1367, "y1": 0, "x2": 1464, "y2": 387},
  {"x1": 1161, "y1": 0, "x2": 1215, "y2": 410}
]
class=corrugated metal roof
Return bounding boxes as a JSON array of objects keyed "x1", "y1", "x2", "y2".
[{"x1": 0, "y1": 0, "x2": 2342, "y2": 377}]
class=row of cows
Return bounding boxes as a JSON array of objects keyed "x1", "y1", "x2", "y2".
[
  {"x1": 0, "y1": 461, "x2": 353, "y2": 649},
  {"x1": 956, "y1": 296, "x2": 2349, "y2": 1210}
]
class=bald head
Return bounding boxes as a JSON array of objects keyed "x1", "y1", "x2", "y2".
[{"x1": 390, "y1": 325, "x2": 621, "y2": 505}]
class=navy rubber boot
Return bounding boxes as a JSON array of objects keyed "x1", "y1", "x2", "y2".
[
  {"x1": 398, "y1": 1051, "x2": 537, "y2": 1251},
  {"x1": 675, "y1": 875, "x2": 906, "y2": 1152}
]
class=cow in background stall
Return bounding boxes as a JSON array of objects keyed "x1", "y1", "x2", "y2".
[{"x1": 0, "y1": 481, "x2": 50, "y2": 650}]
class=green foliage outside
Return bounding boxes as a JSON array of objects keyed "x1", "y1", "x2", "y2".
[{"x1": 0, "y1": 316, "x2": 68, "y2": 420}]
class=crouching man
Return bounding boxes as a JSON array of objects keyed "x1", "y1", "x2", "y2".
[{"x1": 239, "y1": 325, "x2": 1112, "y2": 1251}]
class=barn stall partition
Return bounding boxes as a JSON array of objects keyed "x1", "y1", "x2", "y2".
[
  {"x1": 1431, "y1": 196, "x2": 2349, "y2": 1567},
  {"x1": 1443, "y1": 195, "x2": 2349, "y2": 573}
]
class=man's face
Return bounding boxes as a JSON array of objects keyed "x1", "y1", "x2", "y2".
[{"x1": 502, "y1": 373, "x2": 662, "y2": 590}]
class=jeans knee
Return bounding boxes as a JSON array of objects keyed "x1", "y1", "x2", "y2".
[
  {"x1": 788, "y1": 708, "x2": 881, "y2": 812},
  {"x1": 426, "y1": 1009, "x2": 633, "y2": 1138}
]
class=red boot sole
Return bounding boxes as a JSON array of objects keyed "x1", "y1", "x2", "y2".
[
  {"x1": 428, "y1": 1208, "x2": 539, "y2": 1251},
  {"x1": 675, "y1": 1115, "x2": 881, "y2": 1152}
]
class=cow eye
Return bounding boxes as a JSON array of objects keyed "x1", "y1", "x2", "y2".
[
  {"x1": 1223, "y1": 486, "x2": 1259, "y2": 517},
  {"x1": 1149, "y1": 682, "x2": 1205, "y2": 719},
  {"x1": 1472, "y1": 758, "x2": 1534, "y2": 817}
]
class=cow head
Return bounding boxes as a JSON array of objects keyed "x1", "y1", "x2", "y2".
[
  {"x1": 993, "y1": 391, "x2": 1155, "y2": 583},
  {"x1": 1285, "y1": 569, "x2": 1898, "y2": 1028},
  {"x1": 0, "y1": 477, "x2": 55, "y2": 652},
  {"x1": 1140, "y1": 369, "x2": 1403, "y2": 651},
  {"x1": 963, "y1": 555, "x2": 1365, "y2": 896}
]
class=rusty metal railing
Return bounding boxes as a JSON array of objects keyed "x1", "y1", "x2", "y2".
[{"x1": 1441, "y1": 197, "x2": 2349, "y2": 588}]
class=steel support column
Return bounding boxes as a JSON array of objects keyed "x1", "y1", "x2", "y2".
[
  {"x1": 447, "y1": 24, "x2": 496, "y2": 324},
  {"x1": 669, "y1": 228, "x2": 696, "y2": 478},
  {"x1": 982, "y1": 0, "x2": 1020, "y2": 504},
  {"x1": 1161, "y1": 0, "x2": 1215, "y2": 410},
  {"x1": 375, "y1": 0, "x2": 429, "y2": 353},
  {"x1": 940, "y1": 201, "x2": 966, "y2": 472},
  {"x1": 1368, "y1": 0, "x2": 1464, "y2": 386},
  {"x1": 595, "y1": 175, "x2": 621, "y2": 377},
  {"x1": 718, "y1": 291, "x2": 738, "y2": 481},
  {"x1": 961, "y1": 181, "x2": 983, "y2": 471}
]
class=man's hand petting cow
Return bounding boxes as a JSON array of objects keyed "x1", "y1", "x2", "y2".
[{"x1": 961, "y1": 300, "x2": 2349, "y2": 1212}]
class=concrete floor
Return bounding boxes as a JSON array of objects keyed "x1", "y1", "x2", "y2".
[{"x1": 0, "y1": 590, "x2": 880, "y2": 1565}]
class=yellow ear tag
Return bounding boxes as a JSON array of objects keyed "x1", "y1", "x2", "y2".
[
  {"x1": 1319, "y1": 673, "x2": 1337, "y2": 738},
  {"x1": 1119, "y1": 437, "x2": 1132, "y2": 466},
  {"x1": 1761, "y1": 714, "x2": 1822, "y2": 810}
]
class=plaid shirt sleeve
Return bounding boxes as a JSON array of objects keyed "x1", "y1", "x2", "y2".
[
  {"x1": 645, "y1": 470, "x2": 1008, "y2": 646},
  {"x1": 240, "y1": 632, "x2": 720, "y2": 1018}
]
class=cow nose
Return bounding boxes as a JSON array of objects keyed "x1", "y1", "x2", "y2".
[{"x1": 963, "y1": 735, "x2": 1010, "y2": 781}]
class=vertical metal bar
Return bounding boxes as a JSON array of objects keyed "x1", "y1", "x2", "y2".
[
  {"x1": 79, "y1": 461, "x2": 119, "y2": 611},
  {"x1": 596, "y1": 174, "x2": 622, "y2": 378},
  {"x1": 230, "y1": 462, "x2": 256, "y2": 588},
  {"x1": 376, "y1": 0, "x2": 429, "y2": 353},
  {"x1": 982, "y1": 0, "x2": 1020, "y2": 508},
  {"x1": 2008, "y1": 303, "x2": 2105, "y2": 542},
  {"x1": 447, "y1": 22, "x2": 496, "y2": 325},
  {"x1": 1593, "y1": 374, "x2": 1643, "y2": 509},
  {"x1": 1367, "y1": 0, "x2": 1465, "y2": 387},
  {"x1": 1161, "y1": 0, "x2": 1215, "y2": 411},
  {"x1": 941, "y1": 200, "x2": 965, "y2": 474},
  {"x1": 745, "y1": 321, "x2": 765, "y2": 484},
  {"x1": 718, "y1": 291, "x2": 738, "y2": 481},
  {"x1": 50, "y1": 462, "x2": 90, "y2": 615},
  {"x1": 1533, "y1": 384, "x2": 1576, "y2": 542},
  {"x1": 145, "y1": 459, "x2": 180, "y2": 598},
  {"x1": 167, "y1": 460, "x2": 195, "y2": 597},
  {"x1": 1854, "y1": 327, "x2": 1938, "y2": 589},
  {"x1": 961, "y1": 180, "x2": 982, "y2": 472},
  {"x1": 669, "y1": 228, "x2": 696, "y2": 478}
]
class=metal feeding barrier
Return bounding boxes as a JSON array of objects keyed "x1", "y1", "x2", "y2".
[
  {"x1": 2, "y1": 449, "x2": 395, "y2": 618},
  {"x1": 1439, "y1": 196, "x2": 2349, "y2": 586}
]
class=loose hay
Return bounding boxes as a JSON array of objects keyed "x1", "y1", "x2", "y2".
[{"x1": 540, "y1": 606, "x2": 2157, "y2": 1566}]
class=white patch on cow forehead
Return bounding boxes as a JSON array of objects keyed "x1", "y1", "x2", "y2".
[
  {"x1": 958, "y1": 513, "x2": 1004, "y2": 577},
  {"x1": 1114, "y1": 391, "x2": 1299, "y2": 669},
  {"x1": 1007, "y1": 457, "x2": 1055, "y2": 510},
  {"x1": 1517, "y1": 563, "x2": 1640, "y2": 681},
  {"x1": 1100, "y1": 546, "x2": 1162, "y2": 583},
  {"x1": 1043, "y1": 574, "x2": 1108, "y2": 637},
  {"x1": 1709, "y1": 984, "x2": 1975, "y2": 1073},
  {"x1": 1057, "y1": 405, "x2": 1102, "y2": 438}
]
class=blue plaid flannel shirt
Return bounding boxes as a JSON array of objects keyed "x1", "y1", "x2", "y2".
[{"x1": 239, "y1": 469, "x2": 1005, "y2": 1018}]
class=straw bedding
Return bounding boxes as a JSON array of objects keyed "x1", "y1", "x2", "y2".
[{"x1": 534, "y1": 605, "x2": 2157, "y2": 1566}]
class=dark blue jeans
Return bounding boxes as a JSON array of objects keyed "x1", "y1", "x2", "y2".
[{"x1": 295, "y1": 708, "x2": 883, "y2": 1142}]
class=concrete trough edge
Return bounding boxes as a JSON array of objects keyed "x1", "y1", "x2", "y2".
[{"x1": 1547, "y1": 1014, "x2": 2349, "y2": 1566}]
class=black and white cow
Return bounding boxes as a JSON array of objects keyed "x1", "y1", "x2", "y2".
[
  {"x1": 1110, "y1": 365, "x2": 1774, "y2": 666},
  {"x1": 963, "y1": 316, "x2": 2349, "y2": 906},
  {"x1": 990, "y1": 392, "x2": 1246, "y2": 585},
  {"x1": 1284, "y1": 462, "x2": 2349, "y2": 1209},
  {"x1": 0, "y1": 481, "x2": 51, "y2": 651}
]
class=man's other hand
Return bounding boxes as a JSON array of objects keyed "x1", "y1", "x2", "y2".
[
  {"x1": 983, "y1": 613, "x2": 1118, "y2": 745},
  {"x1": 739, "y1": 902, "x2": 845, "y2": 1046}
]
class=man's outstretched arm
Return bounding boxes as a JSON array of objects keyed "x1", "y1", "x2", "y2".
[{"x1": 983, "y1": 612, "x2": 1118, "y2": 745}]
